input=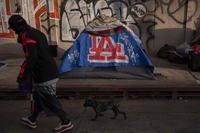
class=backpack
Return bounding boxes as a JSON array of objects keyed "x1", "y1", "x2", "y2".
[
  {"x1": 157, "y1": 44, "x2": 176, "y2": 59},
  {"x1": 188, "y1": 51, "x2": 200, "y2": 71}
]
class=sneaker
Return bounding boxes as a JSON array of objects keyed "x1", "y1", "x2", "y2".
[
  {"x1": 20, "y1": 117, "x2": 37, "y2": 129},
  {"x1": 54, "y1": 121, "x2": 74, "y2": 133}
]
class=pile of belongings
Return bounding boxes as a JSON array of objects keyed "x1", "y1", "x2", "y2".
[
  {"x1": 188, "y1": 44, "x2": 200, "y2": 71},
  {"x1": 157, "y1": 44, "x2": 189, "y2": 64}
]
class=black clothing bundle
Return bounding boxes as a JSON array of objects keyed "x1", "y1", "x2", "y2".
[{"x1": 157, "y1": 44, "x2": 188, "y2": 64}]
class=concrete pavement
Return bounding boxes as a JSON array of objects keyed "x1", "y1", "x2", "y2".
[
  {"x1": 1, "y1": 99, "x2": 200, "y2": 133},
  {"x1": 0, "y1": 40, "x2": 200, "y2": 96}
]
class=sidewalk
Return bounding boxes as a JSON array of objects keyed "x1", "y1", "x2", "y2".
[
  {"x1": 1, "y1": 99, "x2": 200, "y2": 133},
  {"x1": 0, "y1": 41, "x2": 200, "y2": 98}
]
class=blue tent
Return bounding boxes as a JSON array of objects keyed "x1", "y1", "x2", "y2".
[{"x1": 59, "y1": 16, "x2": 154, "y2": 79}]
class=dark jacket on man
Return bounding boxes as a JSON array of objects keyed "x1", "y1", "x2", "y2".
[{"x1": 17, "y1": 26, "x2": 58, "y2": 83}]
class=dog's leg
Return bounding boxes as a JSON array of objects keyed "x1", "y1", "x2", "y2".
[
  {"x1": 110, "y1": 106, "x2": 118, "y2": 119},
  {"x1": 114, "y1": 105, "x2": 127, "y2": 120},
  {"x1": 111, "y1": 106, "x2": 127, "y2": 120},
  {"x1": 91, "y1": 108, "x2": 99, "y2": 121},
  {"x1": 119, "y1": 111, "x2": 127, "y2": 120}
]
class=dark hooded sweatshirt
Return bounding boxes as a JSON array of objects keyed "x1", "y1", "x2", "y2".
[{"x1": 18, "y1": 26, "x2": 58, "y2": 83}]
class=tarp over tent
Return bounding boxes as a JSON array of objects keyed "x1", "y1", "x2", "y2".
[{"x1": 59, "y1": 15, "x2": 155, "y2": 79}]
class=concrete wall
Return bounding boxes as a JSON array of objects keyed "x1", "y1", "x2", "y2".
[{"x1": 0, "y1": 0, "x2": 200, "y2": 56}]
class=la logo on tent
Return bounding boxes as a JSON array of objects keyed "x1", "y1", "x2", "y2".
[{"x1": 88, "y1": 34, "x2": 128, "y2": 63}]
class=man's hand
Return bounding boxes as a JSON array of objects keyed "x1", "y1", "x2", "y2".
[
  {"x1": 16, "y1": 76, "x2": 26, "y2": 83},
  {"x1": 17, "y1": 75, "x2": 33, "y2": 93},
  {"x1": 17, "y1": 76, "x2": 22, "y2": 83}
]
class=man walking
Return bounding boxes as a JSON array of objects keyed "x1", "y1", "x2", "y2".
[{"x1": 8, "y1": 15, "x2": 73, "y2": 133}]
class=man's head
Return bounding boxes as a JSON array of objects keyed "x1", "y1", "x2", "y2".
[{"x1": 8, "y1": 15, "x2": 28, "y2": 34}]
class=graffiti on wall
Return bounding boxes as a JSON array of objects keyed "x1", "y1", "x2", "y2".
[
  {"x1": 142, "y1": 0, "x2": 198, "y2": 50},
  {"x1": 33, "y1": 0, "x2": 59, "y2": 29},
  {"x1": 0, "y1": 0, "x2": 14, "y2": 38},
  {"x1": 0, "y1": 0, "x2": 199, "y2": 51},
  {"x1": 60, "y1": 0, "x2": 199, "y2": 51},
  {"x1": 0, "y1": 0, "x2": 59, "y2": 39},
  {"x1": 60, "y1": 0, "x2": 146, "y2": 42},
  {"x1": 32, "y1": 0, "x2": 59, "y2": 42},
  {"x1": 145, "y1": 0, "x2": 198, "y2": 24}
]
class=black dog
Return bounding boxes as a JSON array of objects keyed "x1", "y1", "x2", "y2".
[{"x1": 83, "y1": 98, "x2": 127, "y2": 121}]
